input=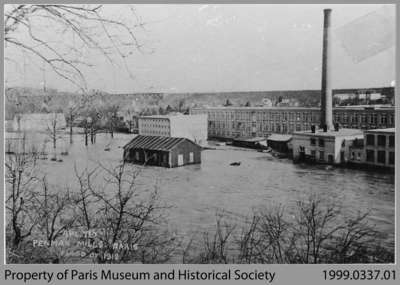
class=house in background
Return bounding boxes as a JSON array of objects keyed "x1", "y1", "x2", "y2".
[
  {"x1": 123, "y1": 135, "x2": 202, "y2": 168},
  {"x1": 12, "y1": 113, "x2": 66, "y2": 132}
]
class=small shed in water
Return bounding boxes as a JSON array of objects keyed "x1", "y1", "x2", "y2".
[
  {"x1": 267, "y1": 134, "x2": 292, "y2": 153},
  {"x1": 123, "y1": 135, "x2": 202, "y2": 168}
]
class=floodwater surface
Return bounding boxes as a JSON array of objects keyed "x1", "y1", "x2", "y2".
[{"x1": 5, "y1": 131, "x2": 395, "y2": 254}]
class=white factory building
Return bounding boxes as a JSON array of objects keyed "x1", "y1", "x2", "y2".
[
  {"x1": 292, "y1": 128, "x2": 364, "y2": 164},
  {"x1": 138, "y1": 113, "x2": 208, "y2": 145}
]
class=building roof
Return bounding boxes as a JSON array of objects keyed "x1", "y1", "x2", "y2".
[
  {"x1": 365, "y1": 128, "x2": 395, "y2": 133},
  {"x1": 233, "y1": 136, "x2": 266, "y2": 142},
  {"x1": 139, "y1": 113, "x2": 206, "y2": 119},
  {"x1": 123, "y1": 135, "x2": 198, "y2": 151},
  {"x1": 267, "y1": 134, "x2": 292, "y2": 142},
  {"x1": 293, "y1": 128, "x2": 363, "y2": 138},
  {"x1": 192, "y1": 106, "x2": 394, "y2": 111},
  {"x1": 192, "y1": 106, "x2": 320, "y2": 111}
]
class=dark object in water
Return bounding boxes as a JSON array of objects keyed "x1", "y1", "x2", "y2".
[
  {"x1": 230, "y1": 161, "x2": 241, "y2": 166},
  {"x1": 272, "y1": 152, "x2": 288, "y2": 159},
  {"x1": 104, "y1": 147, "x2": 111, "y2": 151},
  {"x1": 50, "y1": 157, "x2": 57, "y2": 161},
  {"x1": 61, "y1": 151, "x2": 68, "y2": 156},
  {"x1": 57, "y1": 159, "x2": 63, "y2": 162}
]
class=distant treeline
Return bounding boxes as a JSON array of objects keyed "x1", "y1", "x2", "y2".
[{"x1": 5, "y1": 86, "x2": 394, "y2": 120}]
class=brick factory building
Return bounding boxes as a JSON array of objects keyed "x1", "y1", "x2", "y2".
[{"x1": 191, "y1": 106, "x2": 394, "y2": 139}]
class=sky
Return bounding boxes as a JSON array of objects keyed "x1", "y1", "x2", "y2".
[{"x1": 4, "y1": 4, "x2": 396, "y2": 93}]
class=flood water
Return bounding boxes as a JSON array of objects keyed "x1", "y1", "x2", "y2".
[{"x1": 5, "y1": 131, "x2": 395, "y2": 255}]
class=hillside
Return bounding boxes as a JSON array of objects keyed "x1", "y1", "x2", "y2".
[
  {"x1": 5, "y1": 87, "x2": 322, "y2": 120},
  {"x1": 5, "y1": 86, "x2": 394, "y2": 120}
]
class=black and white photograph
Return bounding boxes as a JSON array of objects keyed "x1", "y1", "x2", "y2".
[{"x1": 3, "y1": 3, "x2": 396, "y2": 265}]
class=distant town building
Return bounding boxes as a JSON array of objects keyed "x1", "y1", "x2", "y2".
[
  {"x1": 191, "y1": 106, "x2": 394, "y2": 139},
  {"x1": 333, "y1": 87, "x2": 394, "y2": 105},
  {"x1": 138, "y1": 114, "x2": 208, "y2": 144},
  {"x1": 291, "y1": 128, "x2": 364, "y2": 164},
  {"x1": 363, "y1": 128, "x2": 395, "y2": 169},
  {"x1": 12, "y1": 113, "x2": 66, "y2": 132},
  {"x1": 261, "y1": 98, "x2": 273, "y2": 107},
  {"x1": 123, "y1": 135, "x2": 202, "y2": 168}
]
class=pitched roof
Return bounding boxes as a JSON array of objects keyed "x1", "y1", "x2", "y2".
[
  {"x1": 267, "y1": 134, "x2": 292, "y2": 142},
  {"x1": 123, "y1": 135, "x2": 197, "y2": 151}
]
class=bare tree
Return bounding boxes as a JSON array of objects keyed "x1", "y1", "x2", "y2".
[
  {"x1": 5, "y1": 4, "x2": 146, "y2": 90},
  {"x1": 182, "y1": 195, "x2": 390, "y2": 264},
  {"x1": 5, "y1": 135, "x2": 39, "y2": 247},
  {"x1": 73, "y1": 162, "x2": 176, "y2": 263},
  {"x1": 32, "y1": 177, "x2": 76, "y2": 246}
]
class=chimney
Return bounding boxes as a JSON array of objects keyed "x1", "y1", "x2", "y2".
[{"x1": 320, "y1": 9, "x2": 333, "y2": 130}]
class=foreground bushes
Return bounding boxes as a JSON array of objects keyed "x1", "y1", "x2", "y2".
[{"x1": 182, "y1": 196, "x2": 394, "y2": 264}]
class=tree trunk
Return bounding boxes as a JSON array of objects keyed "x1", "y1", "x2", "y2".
[
  {"x1": 69, "y1": 113, "x2": 73, "y2": 144},
  {"x1": 85, "y1": 125, "x2": 88, "y2": 146}
]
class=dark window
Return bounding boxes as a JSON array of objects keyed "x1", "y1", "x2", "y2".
[
  {"x1": 389, "y1": 135, "x2": 394, "y2": 147},
  {"x1": 366, "y1": 134, "x2": 375, "y2": 146},
  {"x1": 366, "y1": 150, "x2": 375, "y2": 162},
  {"x1": 389, "y1": 152, "x2": 394, "y2": 165},
  {"x1": 318, "y1": 138, "x2": 325, "y2": 147},
  {"x1": 311, "y1": 150, "x2": 316, "y2": 158},
  {"x1": 377, "y1": 150, "x2": 386, "y2": 164},
  {"x1": 310, "y1": 138, "x2": 316, "y2": 146},
  {"x1": 377, "y1": 135, "x2": 386, "y2": 147},
  {"x1": 319, "y1": 151, "x2": 324, "y2": 161}
]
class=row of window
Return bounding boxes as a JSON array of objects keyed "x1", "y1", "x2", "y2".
[
  {"x1": 207, "y1": 111, "x2": 320, "y2": 122},
  {"x1": 209, "y1": 120, "x2": 313, "y2": 133},
  {"x1": 310, "y1": 138, "x2": 325, "y2": 147},
  {"x1": 202, "y1": 110, "x2": 394, "y2": 123},
  {"x1": 366, "y1": 134, "x2": 395, "y2": 147},
  {"x1": 334, "y1": 112, "x2": 394, "y2": 125},
  {"x1": 366, "y1": 150, "x2": 395, "y2": 165}
]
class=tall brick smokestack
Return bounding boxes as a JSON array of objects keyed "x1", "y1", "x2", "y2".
[{"x1": 320, "y1": 8, "x2": 333, "y2": 131}]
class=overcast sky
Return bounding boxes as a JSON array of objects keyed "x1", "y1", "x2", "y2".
[{"x1": 4, "y1": 4, "x2": 396, "y2": 93}]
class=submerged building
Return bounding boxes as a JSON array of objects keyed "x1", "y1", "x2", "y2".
[
  {"x1": 292, "y1": 128, "x2": 364, "y2": 164},
  {"x1": 123, "y1": 135, "x2": 202, "y2": 168},
  {"x1": 363, "y1": 128, "x2": 395, "y2": 169}
]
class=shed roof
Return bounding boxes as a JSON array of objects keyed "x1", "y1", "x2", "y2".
[
  {"x1": 233, "y1": 137, "x2": 266, "y2": 142},
  {"x1": 267, "y1": 134, "x2": 292, "y2": 142},
  {"x1": 123, "y1": 135, "x2": 198, "y2": 151}
]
